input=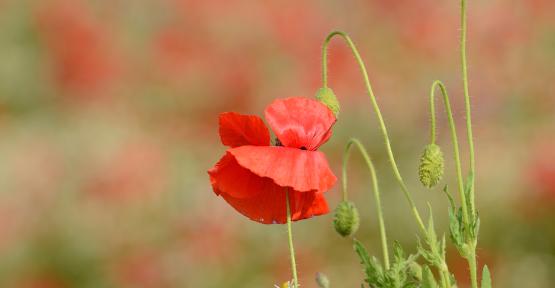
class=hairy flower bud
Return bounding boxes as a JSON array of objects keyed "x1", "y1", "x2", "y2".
[
  {"x1": 316, "y1": 87, "x2": 340, "y2": 116},
  {"x1": 418, "y1": 144, "x2": 444, "y2": 188},
  {"x1": 315, "y1": 272, "x2": 330, "y2": 288},
  {"x1": 333, "y1": 201, "x2": 359, "y2": 237}
]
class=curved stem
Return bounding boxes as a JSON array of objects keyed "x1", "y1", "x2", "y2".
[
  {"x1": 343, "y1": 138, "x2": 390, "y2": 269},
  {"x1": 429, "y1": 80, "x2": 469, "y2": 229},
  {"x1": 460, "y1": 0, "x2": 476, "y2": 219},
  {"x1": 322, "y1": 31, "x2": 426, "y2": 234},
  {"x1": 460, "y1": 1, "x2": 479, "y2": 287},
  {"x1": 285, "y1": 190, "x2": 298, "y2": 288}
]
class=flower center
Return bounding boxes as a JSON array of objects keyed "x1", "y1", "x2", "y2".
[{"x1": 274, "y1": 138, "x2": 307, "y2": 150}]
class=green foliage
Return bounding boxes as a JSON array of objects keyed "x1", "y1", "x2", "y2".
[
  {"x1": 445, "y1": 177, "x2": 481, "y2": 259},
  {"x1": 421, "y1": 266, "x2": 438, "y2": 288},
  {"x1": 481, "y1": 265, "x2": 492, "y2": 288},
  {"x1": 416, "y1": 205, "x2": 446, "y2": 269},
  {"x1": 353, "y1": 240, "x2": 419, "y2": 288}
]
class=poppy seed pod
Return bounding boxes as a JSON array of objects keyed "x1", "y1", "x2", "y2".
[
  {"x1": 316, "y1": 87, "x2": 340, "y2": 116},
  {"x1": 418, "y1": 144, "x2": 444, "y2": 188},
  {"x1": 315, "y1": 272, "x2": 330, "y2": 288},
  {"x1": 333, "y1": 201, "x2": 359, "y2": 237}
]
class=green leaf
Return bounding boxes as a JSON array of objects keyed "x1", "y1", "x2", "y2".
[
  {"x1": 393, "y1": 241, "x2": 405, "y2": 264},
  {"x1": 481, "y1": 265, "x2": 492, "y2": 288},
  {"x1": 353, "y1": 239, "x2": 371, "y2": 267},
  {"x1": 448, "y1": 205, "x2": 464, "y2": 252},
  {"x1": 440, "y1": 235, "x2": 446, "y2": 259},
  {"x1": 408, "y1": 262, "x2": 422, "y2": 281},
  {"x1": 442, "y1": 185, "x2": 456, "y2": 211},
  {"x1": 353, "y1": 239, "x2": 383, "y2": 286},
  {"x1": 464, "y1": 172, "x2": 474, "y2": 217},
  {"x1": 421, "y1": 266, "x2": 438, "y2": 288}
]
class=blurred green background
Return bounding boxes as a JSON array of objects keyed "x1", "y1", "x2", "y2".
[{"x1": 0, "y1": 0, "x2": 554, "y2": 287}]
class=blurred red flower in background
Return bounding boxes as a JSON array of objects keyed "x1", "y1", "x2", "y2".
[
  {"x1": 35, "y1": 0, "x2": 121, "y2": 100},
  {"x1": 113, "y1": 248, "x2": 167, "y2": 288},
  {"x1": 86, "y1": 141, "x2": 167, "y2": 203},
  {"x1": 208, "y1": 97, "x2": 337, "y2": 224},
  {"x1": 528, "y1": 140, "x2": 555, "y2": 202}
]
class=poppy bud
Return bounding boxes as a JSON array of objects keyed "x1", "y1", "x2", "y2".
[
  {"x1": 316, "y1": 87, "x2": 340, "y2": 116},
  {"x1": 333, "y1": 201, "x2": 359, "y2": 237},
  {"x1": 315, "y1": 272, "x2": 330, "y2": 288},
  {"x1": 418, "y1": 144, "x2": 444, "y2": 188}
]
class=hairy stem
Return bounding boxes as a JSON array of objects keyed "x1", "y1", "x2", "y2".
[
  {"x1": 322, "y1": 31, "x2": 426, "y2": 234},
  {"x1": 343, "y1": 138, "x2": 390, "y2": 269},
  {"x1": 468, "y1": 250, "x2": 478, "y2": 288},
  {"x1": 429, "y1": 81, "x2": 469, "y2": 230},
  {"x1": 285, "y1": 190, "x2": 298, "y2": 288},
  {"x1": 461, "y1": 0, "x2": 476, "y2": 219},
  {"x1": 460, "y1": 0, "x2": 479, "y2": 287}
]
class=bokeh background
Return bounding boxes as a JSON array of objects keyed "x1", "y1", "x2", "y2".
[{"x1": 0, "y1": 0, "x2": 554, "y2": 287}]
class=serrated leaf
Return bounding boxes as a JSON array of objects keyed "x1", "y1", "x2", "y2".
[
  {"x1": 353, "y1": 239, "x2": 383, "y2": 286},
  {"x1": 393, "y1": 241, "x2": 405, "y2": 264},
  {"x1": 440, "y1": 235, "x2": 446, "y2": 259},
  {"x1": 408, "y1": 262, "x2": 422, "y2": 281},
  {"x1": 464, "y1": 172, "x2": 474, "y2": 196},
  {"x1": 442, "y1": 185, "x2": 456, "y2": 211},
  {"x1": 354, "y1": 239, "x2": 372, "y2": 269},
  {"x1": 422, "y1": 266, "x2": 438, "y2": 288},
  {"x1": 464, "y1": 172, "x2": 474, "y2": 217},
  {"x1": 471, "y1": 213, "x2": 480, "y2": 240},
  {"x1": 481, "y1": 265, "x2": 492, "y2": 288},
  {"x1": 416, "y1": 237, "x2": 434, "y2": 264}
]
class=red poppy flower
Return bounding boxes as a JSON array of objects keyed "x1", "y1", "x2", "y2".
[{"x1": 208, "y1": 97, "x2": 337, "y2": 224}]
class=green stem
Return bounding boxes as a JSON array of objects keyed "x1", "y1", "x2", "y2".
[
  {"x1": 439, "y1": 269, "x2": 448, "y2": 288},
  {"x1": 285, "y1": 190, "x2": 298, "y2": 288},
  {"x1": 460, "y1": 0, "x2": 476, "y2": 219},
  {"x1": 343, "y1": 138, "x2": 390, "y2": 269},
  {"x1": 429, "y1": 81, "x2": 469, "y2": 230},
  {"x1": 460, "y1": 1, "x2": 479, "y2": 287},
  {"x1": 468, "y1": 250, "x2": 478, "y2": 288},
  {"x1": 322, "y1": 31, "x2": 426, "y2": 234}
]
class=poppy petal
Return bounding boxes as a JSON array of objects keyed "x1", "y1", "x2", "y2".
[
  {"x1": 220, "y1": 187, "x2": 329, "y2": 224},
  {"x1": 219, "y1": 112, "x2": 270, "y2": 147},
  {"x1": 264, "y1": 97, "x2": 336, "y2": 150},
  {"x1": 208, "y1": 152, "x2": 269, "y2": 199},
  {"x1": 228, "y1": 146, "x2": 337, "y2": 193}
]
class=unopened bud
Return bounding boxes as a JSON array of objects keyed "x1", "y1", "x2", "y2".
[
  {"x1": 333, "y1": 201, "x2": 359, "y2": 237},
  {"x1": 418, "y1": 144, "x2": 444, "y2": 188},
  {"x1": 315, "y1": 272, "x2": 330, "y2": 288},
  {"x1": 316, "y1": 87, "x2": 340, "y2": 116}
]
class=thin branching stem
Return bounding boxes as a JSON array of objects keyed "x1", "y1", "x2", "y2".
[
  {"x1": 343, "y1": 138, "x2": 390, "y2": 269},
  {"x1": 285, "y1": 190, "x2": 298, "y2": 288},
  {"x1": 322, "y1": 31, "x2": 426, "y2": 234}
]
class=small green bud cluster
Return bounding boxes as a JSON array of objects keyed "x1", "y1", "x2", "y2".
[
  {"x1": 333, "y1": 201, "x2": 359, "y2": 237},
  {"x1": 418, "y1": 144, "x2": 444, "y2": 188}
]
